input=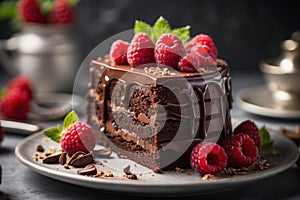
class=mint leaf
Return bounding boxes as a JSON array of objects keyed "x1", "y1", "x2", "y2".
[
  {"x1": 172, "y1": 25, "x2": 190, "y2": 44},
  {"x1": 153, "y1": 16, "x2": 171, "y2": 42},
  {"x1": 0, "y1": 1, "x2": 17, "y2": 20},
  {"x1": 63, "y1": 110, "x2": 79, "y2": 130},
  {"x1": 134, "y1": 20, "x2": 153, "y2": 40},
  {"x1": 259, "y1": 126, "x2": 273, "y2": 150},
  {"x1": 67, "y1": 0, "x2": 80, "y2": 6},
  {"x1": 44, "y1": 126, "x2": 63, "y2": 143},
  {"x1": 40, "y1": 0, "x2": 53, "y2": 15}
]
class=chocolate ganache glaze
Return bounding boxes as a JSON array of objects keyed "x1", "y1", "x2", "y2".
[{"x1": 87, "y1": 57, "x2": 232, "y2": 170}]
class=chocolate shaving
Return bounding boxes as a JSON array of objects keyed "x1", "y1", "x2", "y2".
[
  {"x1": 70, "y1": 153, "x2": 94, "y2": 168},
  {"x1": 77, "y1": 164, "x2": 97, "y2": 176},
  {"x1": 36, "y1": 144, "x2": 45, "y2": 152},
  {"x1": 42, "y1": 152, "x2": 61, "y2": 164},
  {"x1": 93, "y1": 148, "x2": 112, "y2": 158},
  {"x1": 59, "y1": 152, "x2": 67, "y2": 165}
]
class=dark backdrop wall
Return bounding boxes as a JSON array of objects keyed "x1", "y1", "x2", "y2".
[{"x1": 0, "y1": 0, "x2": 299, "y2": 73}]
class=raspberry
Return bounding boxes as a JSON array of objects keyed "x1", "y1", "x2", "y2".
[
  {"x1": 127, "y1": 33, "x2": 155, "y2": 67},
  {"x1": 178, "y1": 53, "x2": 199, "y2": 72},
  {"x1": 234, "y1": 120, "x2": 261, "y2": 149},
  {"x1": 49, "y1": 0, "x2": 74, "y2": 24},
  {"x1": 190, "y1": 142, "x2": 227, "y2": 176},
  {"x1": 6, "y1": 76, "x2": 33, "y2": 99},
  {"x1": 18, "y1": 0, "x2": 46, "y2": 23},
  {"x1": 109, "y1": 40, "x2": 130, "y2": 65},
  {"x1": 0, "y1": 89, "x2": 30, "y2": 120},
  {"x1": 60, "y1": 121, "x2": 96, "y2": 156},
  {"x1": 185, "y1": 34, "x2": 217, "y2": 60},
  {"x1": 223, "y1": 133, "x2": 258, "y2": 168},
  {"x1": 155, "y1": 34, "x2": 185, "y2": 68},
  {"x1": 191, "y1": 45, "x2": 215, "y2": 67}
]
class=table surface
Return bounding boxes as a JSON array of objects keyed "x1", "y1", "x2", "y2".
[{"x1": 0, "y1": 70, "x2": 300, "y2": 200}]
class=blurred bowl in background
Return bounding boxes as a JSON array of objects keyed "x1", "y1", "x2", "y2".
[{"x1": 0, "y1": 24, "x2": 81, "y2": 93}]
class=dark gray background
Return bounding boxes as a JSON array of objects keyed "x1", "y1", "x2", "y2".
[{"x1": 0, "y1": 0, "x2": 300, "y2": 75}]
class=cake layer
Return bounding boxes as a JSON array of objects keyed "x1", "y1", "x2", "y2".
[{"x1": 87, "y1": 57, "x2": 232, "y2": 170}]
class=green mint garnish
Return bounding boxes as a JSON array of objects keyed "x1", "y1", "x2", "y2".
[
  {"x1": 172, "y1": 25, "x2": 191, "y2": 44},
  {"x1": 133, "y1": 16, "x2": 190, "y2": 44},
  {"x1": 63, "y1": 110, "x2": 79, "y2": 130},
  {"x1": 134, "y1": 20, "x2": 153, "y2": 41},
  {"x1": 152, "y1": 16, "x2": 171, "y2": 42},
  {"x1": 259, "y1": 126, "x2": 273, "y2": 150},
  {"x1": 44, "y1": 125, "x2": 63, "y2": 143},
  {"x1": 44, "y1": 110, "x2": 79, "y2": 143}
]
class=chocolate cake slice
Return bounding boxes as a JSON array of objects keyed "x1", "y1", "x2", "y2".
[{"x1": 87, "y1": 57, "x2": 232, "y2": 170}]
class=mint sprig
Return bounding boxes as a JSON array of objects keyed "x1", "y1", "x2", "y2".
[
  {"x1": 259, "y1": 126, "x2": 273, "y2": 150},
  {"x1": 44, "y1": 110, "x2": 79, "y2": 143},
  {"x1": 134, "y1": 16, "x2": 190, "y2": 44}
]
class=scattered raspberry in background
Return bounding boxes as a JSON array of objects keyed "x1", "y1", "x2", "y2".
[
  {"x1": 178, "y1": 53, "x2": 199, "y2": 72},
  {"x1": 223, "y1": 133, "x2": 258, "y2": 168},
  {"x1": 6, "y1": 75, "x2": 33, "y2": 99},
  {"x1": 49, "y1": 0, "x2": 74, "y2": 24},
  {"x1": 190, "y1": 142, "x2": 227, "y2": 176},
  {"x1": 60, "y1": 121, "x2": 96, "y2": 156},
  {"x1": 0, "y1": 88, "x2": 30, "y2": 120},
  {"x1": 185, "y1": 34, "x2": 217, "y2": 60},
  {"x1": 127, "y1": 33, "x2": 155, "y2": 67},
  {"x1": 18, "y1": 0, "x2": 47, "y2": 23},
  {"x1": 155, "y1": 34, "x2": 185, "y2": 68},
  {"x1": 234, "y1": 120, "x2": 261, "y2": 149},
  {"x1": 109, "y1": 40, "x2": 130, "y2": 65}
]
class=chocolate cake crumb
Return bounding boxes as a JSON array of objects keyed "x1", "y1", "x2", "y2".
[
  {"x1": 175, "y1": 167, "x2": 184, "y2": 173},
  {"x1": 36, "y1": 144, "x2": 45, "y2": 152},
  {"x1": 64, "y1": 165, "x2": 70, "y2": 169},
  {"x1": 124, "y1": 173, "x2": 137, "y2": 180},
  {"x1": 104, "y1": 171, "x2": 114, "y2": 177},
  {"x1": 153, "y1": 167, "x2": 163, "y2": 174},
  {"x1": 271, "y1": 149, "x2": 279, "y2": 156},
  {"x1": 202, "y1": 174, "x2": 218, "y2": 180}
]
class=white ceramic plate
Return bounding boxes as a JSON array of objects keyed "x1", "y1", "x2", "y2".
[
  {"x1": 236, "y1": 85, "x2": 300, "y2": 119},
  {"x1": 15, "y1": 129, "x2": 298, "y2": 196}
]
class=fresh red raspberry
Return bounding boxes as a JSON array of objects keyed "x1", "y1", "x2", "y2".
[
  {"x1": 127, "y1": 33, "x2": 155, "y2": 67},
  {"x1": 18, "y1": 0, "x2": 46, "y2": 23},
  {"x1": 185, "y1": 34, "x2": 217, "y2": 60},
  {"x1": 191, "y1": 45, "x2": 215, "y2": 67},
  {"x1": 109, "y1": 40, "x2": 130, "y2": 65},
  {"x1": 190, "y1": 142, "x2": 227, "y2": 176},
  {"x1": 60, "y1": 121, "x2": 96, "y2": 156},
  {"x1": 234, "y1": 120, "x2": 261, "y2": 149},
  {"x1": 223, "y1": 133, "x2": 258, "y2": 168},
  {"x1": 6, "y1": 75, "x2": 33, "y2": 99},
  {"x1": 0, "y1": 89, "x2": 30, "y2": 120},
  {"x1": 49, "y1": 0, "x2": 74, "y2": 24},
  {"x1": 155, "y1": 34, "x2": 185, "y2": 68},
  {"x1": 178, "y1": 53, "x2": 199, "y2": 72}
]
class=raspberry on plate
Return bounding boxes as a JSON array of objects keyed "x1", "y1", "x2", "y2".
[
  {"x1": 185, "y1": 34, "x2": 217, "y2": 60},
  {"x1": 49, "y1": 0, "x2": 74, "y2": 24},
  {"x1": 109, "y1": 40, "x2": 130, "y2": 65},
  {"x1": 0, "y1": 88, "x2": 30, "y2": 120},
  {"x1": 178, "y1": 53, "x2": 199, "y2": 72},
  {"x1": 44, "y1": 111, "x2": 96, "y2": 156},
  {"x1": 190, "y1": 142, "x2": 227, "y2": 176},
  {"x1": 155, "y1": 34, "x2": 185, "y2": 68},
  {"x1": 6, "y1": 75, "x2": 33, "y2": 99},
  {"x1": 127, "y1": 33, "x2": 155, "y2": 67},
  {"x1": 61, "y1": 121, "x2": 96, "y2": 156},
  {"x1": 18, "y1": 0, "x2": 47, "y2": 23},
  {"x1": 234, "y1": 120, "x2": 261, "y2": 149},
  {"x1": 223, "y1": 133, "x2": 258, "y2": 168}
]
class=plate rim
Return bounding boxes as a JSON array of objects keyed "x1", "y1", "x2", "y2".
[
  {"x1": 236, "y1": 85, "x2": 300, "y2": 119},
  {"x1": 15, "y1": 128, "x2": 299, "y2": 195}
]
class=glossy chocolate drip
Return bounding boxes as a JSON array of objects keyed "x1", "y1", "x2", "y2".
[{"x1": 88, "y1": 57, "x2": 233, "y2": 169}]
